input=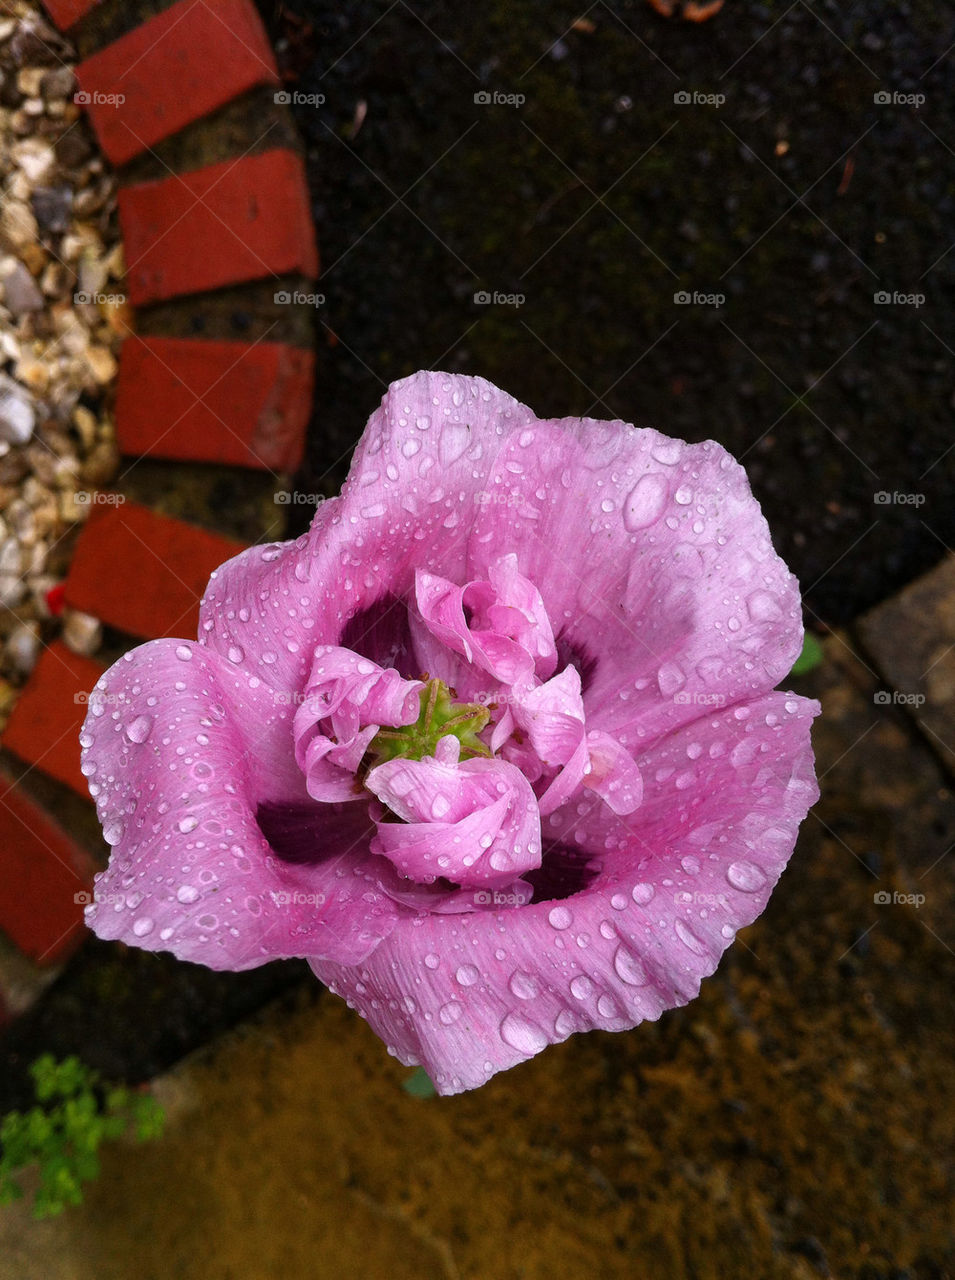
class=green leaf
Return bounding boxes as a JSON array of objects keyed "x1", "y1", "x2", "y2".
[
  {"x1": 401, "y1": 1067, "x2": 437, "y2": 1098},
  {"x1": 790, "y1": 631, "x2": 823, "y2": 677}
]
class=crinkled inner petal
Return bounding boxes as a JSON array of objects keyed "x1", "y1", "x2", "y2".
[{"x1": 312, "y1": 690, "x2": 819, "y2": 1093}]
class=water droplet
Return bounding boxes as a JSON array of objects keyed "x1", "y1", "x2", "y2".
[
  {"x1": 610, "y1": 893, "x2": 628, "y2": 910},
  {"x1": 176, "y1": 885, "x2": 199, "y2": 904},
  {"x1": 175, "y1": 645, "x2": 192, "y2": 661},
  {"x1": 651, "y1": 440, "x2": 682, "y2": 465},
  {"x1": 675, "y1": 918, "x2": 706, "y2": 955},
  {"x1": 132, "y1": 917, "x2": 154, "y2": 937},
  {"x1": 431, "y1": 795, "x2": 450, "y2": 819},
  {"x1": 657, "y1": 661, "x2": 685, "y2": 696},
  {"x1": 631, "y1": 882, "x2": 655, "y2": 905},
  {"x1": 554, "y1": 1010, "x2": 576, "y2": 1037},
  {"x1": 548, "y1": 905, "x2": 573, "y2": 930},
  {"x1": 500, "y1": 1013, "x2": 547, "y2": 1055},
  {"x1": 613, "y1": 946, "x2": 648, "y2": 986},
  {"x1": 124, "y1": 714, "x2": 153, "y2": 744},
  {"x1": 178, "y1": 815, "x2": 199, "y2": 834},
  {"x1": 746, "y1": 590, "x2": 782, "y2": 622},
  {"x1": 726, "y1": 860, "x2": 767, "y2": 892},
  {"x1": 509, "y1": 971, "x2": 539, "y2": 1000},
  {"x1": 597, "y1": 995, "x2": 618, "y2": 1018},
  {"x1": 623, "y1": 473, "x2": 668, "y2": 531},
  {"x1": 401, "y1": 438, "x2": 421, "y2": 458},
  {"x1": 439, "y1": 1000, "x2": 463, "y2": 1025},
  {"x1": 569, "y1": 975, "x2": 593, "y2": 999},
  {"x1": 455, "y1": 964, "x2": 480, "y2": 987},
  {"x1": 103, "y1": 820, "x2": 123, "y2": 846},
  {"x1": 424, "y1": 953, "x2": 440, "y2": 970},
  {"x1": 228, "y1": 645, "x2": 245, "y2": 664}
]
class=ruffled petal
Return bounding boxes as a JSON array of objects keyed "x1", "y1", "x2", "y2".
[
  {"x1": 312, "y1": 689, "x2": 819, "y2": 1093},
  {"x1": 467, "y1": 419, "x2": 804, "y2": 749},
  {"x1": 366, "y1": 744, "x2": 542, "y2": 888},
  {"x1": 81, "y1": 640, "x2": 401, "y2": 969}
]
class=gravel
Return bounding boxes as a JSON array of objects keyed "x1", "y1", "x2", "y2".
[{"x1": 0, "y1": 2, "x2": 125, "y2": 730}]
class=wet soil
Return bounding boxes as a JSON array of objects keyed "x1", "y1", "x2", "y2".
[{"x1": 265, "y1": 0, "x2": 955, "y2": 627}]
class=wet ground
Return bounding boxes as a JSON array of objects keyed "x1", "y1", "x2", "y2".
[{"x1": 266, "y1": 0, "x2": 955, "y2": 626}]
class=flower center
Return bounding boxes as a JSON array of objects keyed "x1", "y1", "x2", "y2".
[{"x1": 368, "y1": 678, "x2": 491, "y2": 766}]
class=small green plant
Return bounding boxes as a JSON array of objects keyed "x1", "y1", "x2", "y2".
[
  {"x1": 790, "y1": 631, "x2": 824, "y2": 677},
  {"x1": 0, "y1": 1054, "x2": 164, "y2": 1218}
]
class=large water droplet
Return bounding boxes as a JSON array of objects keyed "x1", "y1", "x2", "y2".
[
  {"x1": 455, "y1": 964, "x2": 480, "y2": 987},
  {"x1": 500, "y1": 1012, "x2": 547, "y2": 1055},
  {"x1": 103, "y1": 820, "x2": 123, "y2": 846},
  {"x1": 439, "y1": 1000, "x2": 463, "y2": 1025},
  {"x1": 178, "y1": 815, "x2": 199, "y2": 834},
  {"x1": 631, "y1": 882, "x2": 655, "y2": 905},
  {"x1": 175, "y1": 645, "x2": 192, "y2": 661},
  {"x1": 548, "y1": 905, "x2": 573, "y2": 930},
  {"x1": 569, "y1": 975, "x2": 593, "y2": 999},
  {"x1": 176, "y1": 884, "x2": 199, "y2": 904},
  {"x1": 613, "y1": 946, "x2": 648, "y2": 986},
  {"x1": 509, "y1": 971, "x2": 539, "y2": 1000},
  {"x1": 726, "y1": 860, "x2": 767, "y2": 892},
  {"x1": 675, "y1": 918, "x2": 706, "y2": 955},
  {"x1": 132, "y1": 917, "x2": 154, "y2": 937},
  {"x1": 623, "y1": 473, "x2": 668, "y2": 531},
  {"x1": 124, "y1": 714, "x2": 153, "y2": 744}
]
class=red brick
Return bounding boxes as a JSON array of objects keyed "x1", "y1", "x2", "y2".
[
  {"x1": 62, "y1": 501, "x2": 245, "y2": 640},
  {"x1": 119, "y1": 148, "x2": 318, "y2": 306},
  {"x1": 116, "y1": 336, "x2": 312, "y2": 471},
  {"x1": 41, "y1": 0, "x2": 101, "y2": 29},
  {"x1": 1, "y1": 644, "x2": 105, "y2": 799},
  {"x1": 0, "y1": 770, "x2": 96, "y2": 965},
  {"x1": 75, "y1": 0, "x2": 279, "y2": 167}
]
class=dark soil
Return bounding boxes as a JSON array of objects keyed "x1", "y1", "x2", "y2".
[{"x1": 264, "y1": 0, "x2": 955, "y2": 628}]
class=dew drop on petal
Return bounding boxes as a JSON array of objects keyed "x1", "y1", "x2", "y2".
[
  {"x1": 610, "y1": 893, "x2": 628, "y2": 910},
  {"x1": 509, "y1": 971, "x2": 539, "y2": 1000},
  {"x1": 228, "y1": 646, "x2": 245, "y2": 664},
  {"x1": 548, "y1": 905, "x2": 573, "y2": 930},
  {"x1": 675, "y1": 918, "x2": 707, "y2": 955},
  {"x1": 124, "y1": 714, "x2": 153, "y2": 744},
  {"x1": 455, "y1": 964, "x2": 480, "y2": 987},
  {"x1": 569, "y1": 975, "x2": 593, "y2": 999},
  {"x1": 726, "y1": 860, "x2": 767, "y2": 892},
  {"x1": 178, "y1": 815, "x2": 199, "y2": 834},
  {"x1": 500, "y1": 1013, "x2": 548, "y2": 1055},
  {"x1": 102, "y1": 820, "x2": 123, "y2": 846},
  {"x1": 424, "y1": 953, "x2": 440, "y2": 970},
  {"x1": 438, "y1": 1000, "x2": 463, "y2": 1025},
  {"x1": 613, "y1": 946, "x2": 648, "y2": 986},
  {"x1": 175, "y1": 645, "x2": 192, "y2": 661},
  {"x1": 631, "y1": 882, "x2": 655, "y2": 905},
  {"x1": 623, "y1": 473, "x2": 668, "y2": 531},
  {"x1": 176, "y1": 885, "x2": 200, "y2": 904},
  {"x1": 132, "y1": 917, "x2": 154, "y2": 937}
]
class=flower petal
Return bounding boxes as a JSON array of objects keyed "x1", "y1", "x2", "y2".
[
  {"x1": 468, "y1": 418, "x2": 804, "y2": 747},
  {"x1": 312, "y1": 689, "x2": 818, "y2": 1093},
  {"x1": 367, "y1": 750, "x2": 542, "y2": 888},
  {"x1": 82, "y1": 640, "x2": 400, "y2": 968}
]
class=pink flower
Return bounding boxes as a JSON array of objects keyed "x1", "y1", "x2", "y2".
[{"x1": 81, "y1": 371, "x2": 819, "y2": 1094}]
